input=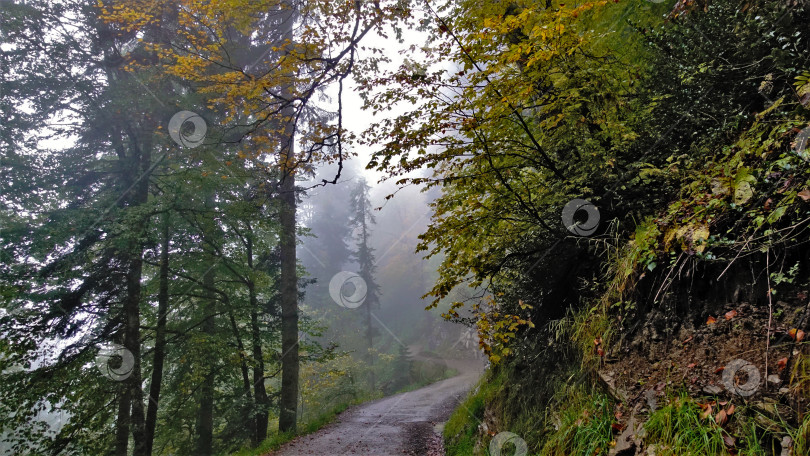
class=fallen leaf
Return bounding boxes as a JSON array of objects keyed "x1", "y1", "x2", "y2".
[
  {"x1": 723, "y1": 434, "x2": 736, "y2": 447},
  {"x1": 683, "y1": 336, "x2": 694, "y2": 344},
  {"x1": 778, "y1": 178, "x2": 793, "y2": 193},
  {"x1": 777, "y1": 357, "x2": 788, "y2": 370},
  {"x1": 789, "y1": 328, "x2": 798, "y2": 340},
  {"x1": 724, "y1": 310, "x2": 738, "y2": 320},
  {"x1": 611, "y1": 423, "x2": 625, "y2": 433},
  {"x1": 597, "y1": 348, "x2": 605, "y2": 357},
  {"x1": 594, "y1": 337, "x2": 602, "y2": 346},
  {"x1": 700, "y1": 404, "x2": 713, "y2": 420},
  {"x1": 687, "y1": 363, "x2": 697, "y2": 369},
  {"x1": 715, "y1": 409, "x2": 728, "y2": 426},
  {"x1": 798, "y1": 189, "x2": 810, "y2": 201},
  {"x1": 714, "y1": 366, "x2": 725, "y2": 374},
  {"x1": 764, "y1": 198, "x2": 774, "y2": 211},
  {"x1": 727, "y1": 404, "x2": 735, "y2": 415},
  {"x1": 707, "y1": 316, "x2": 717, "y2": 325},
  {"x1": 797, "y1": 330, "x2": 806, "y2": 342}
]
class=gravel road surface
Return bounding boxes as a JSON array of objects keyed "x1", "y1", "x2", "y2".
[{"x1": 268, "y1": 355, "x2": 483, "y2": 456}]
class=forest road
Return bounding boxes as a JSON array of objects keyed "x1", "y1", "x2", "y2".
[{"x1": 268, "y1": 353, "x2": 484, "y2": 456}]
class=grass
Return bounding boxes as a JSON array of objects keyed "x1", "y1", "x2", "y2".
[
  {"x1": 227, "y1": 401, "x2": 354, "y2": 456},
  {"x1": 398, "y1": 366, "x2": 459, "y2": 394},
  {"x1": 539, "y1": 385, "x2": 615, "y2": 456},
  {"x1": 444, "y1": 369, "x2": 506, "y2": 456},
  {"x1": 230, "y1": 357, "x2": 459, "y2": 456},
  {"x1": 795, "y1": 413, "x2": 810, "y2": 456},
  {"x1": 643, "y1": 393, "x2": 728, "y2": 456}
]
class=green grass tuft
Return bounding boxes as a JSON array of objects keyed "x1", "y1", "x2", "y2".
[
  {"x1": 643, "y1": 393, "x2": 727, "y2": 456},
  {"x1": 539, "y1": 385, "x2": 615, "y2": 456}
]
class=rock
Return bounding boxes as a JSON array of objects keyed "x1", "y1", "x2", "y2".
[
  {"x1": 767, "y1": 374, "x2": 782, "y2": 385},
  {"x1": 644, "y1": 389, "x2": 657, "y2": 411},
  {"x1": 598, "y1": 370, "x2": 628, "y2": 402},
  {"x1": 780, "y1": 436, "x2": 793, "y2": 456},
  {"x1": 703, "y1": 385, "x2": 723, "y2": 395},
  {"x1": 609, "y1": 417, "x2": 638, "y2": 456}
]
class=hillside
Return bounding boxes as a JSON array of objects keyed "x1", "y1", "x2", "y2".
[{"x1": 433, "y1": 1, "x2": 810, "y2": 455}]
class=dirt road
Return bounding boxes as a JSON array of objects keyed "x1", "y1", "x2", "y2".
[{"x1": 269, "y1": 355, "x2": 483, "y2": 456}]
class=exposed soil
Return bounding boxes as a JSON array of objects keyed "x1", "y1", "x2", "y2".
[
  {"x1": 599, "y1": 283, "x2": 810, "y2": 455},
  {"x1": 608, "y1": 296, "x2": 809, "y2": 408},
  {"x1": 268, "y1": 357, "x2": 483, "y2": 456}
]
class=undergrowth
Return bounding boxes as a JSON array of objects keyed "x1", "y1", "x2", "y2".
[
  {"x1": 643, "y1": 393, "x2": 728, "y2": 456},
  {"x1": 228, "y1": 401, "x2": 354, "y2": 456},
  {"x1": 231, "y1": 360, "x2": 458, "y2": 456},
  {"x1": 539, "y1": 384, "x2": 615, "y2": 456},
  {"x1": 443, "y1": 369, "x2": 505, "y2": 456}
]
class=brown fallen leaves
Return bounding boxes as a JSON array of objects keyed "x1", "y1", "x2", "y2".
[
  {"x1": 594, "y1": 337, "x2": 605, "y2": 357},
  {"x1": 698, "y1": 400, "x2": 735, "y2": 426}
]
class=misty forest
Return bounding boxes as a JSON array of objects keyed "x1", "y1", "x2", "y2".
[{"x1": 2, "y1": 0, "x2": 810, "y2": 455}]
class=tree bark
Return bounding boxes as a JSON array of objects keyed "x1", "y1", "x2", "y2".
[
  {"x1": 226, "y1": 305, "x2": 254, "y2": 443},
  {"x1": 277, "y1": 0, "x2": 299, "y2": 434},
  {"x1": 113, "y1": 378, "x2": 131, "y2": 456},
  {"x1": 247, "y1": 236, "x2": 270, "y2": 442},
  {"x1": 145, "y1": 214, "x2": 170, "y2": 455},
  {"x1": 277, "y1": 145, "x2": 299, "y2": 433},
  {"x1": 124, "y1": 125, "x2": 154, "y2": 456}
]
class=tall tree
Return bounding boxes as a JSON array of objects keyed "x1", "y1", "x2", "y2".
[
  {"x1": 145, "y1": 211, "x2": 171, "y2": 455},
  {"x1": 0, "y1": 1, "x2": 178, "y2": 453},
  {"x1": 349, "y1": 178, "x2": 381, "y2": 390},
  {"x1": 102, "y1": 0, "x2": 407, "y2": 433}
]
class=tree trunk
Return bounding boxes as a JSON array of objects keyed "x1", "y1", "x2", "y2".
[
  {"x1": 226, "y1": 305, "x2": 254, "y2": 443},
  {"x1": 125, "y1": 126, "x2": 154, "y2": 456},
  {"x1": 124, "y1": 245, "x2": 148, "y2": 456},
  {"x1": 277, "y1": 148, "x2": 299, "y2": 433},
  {"x1": 277, "y1": 1, "x2": 299, "y2": 434},
  {"x1": 195, "y1": 195, "x2": 217, "y2": 456},
  {"x1": 113, "y1": 378, "x2": 131, "y2": 456},
  {"x1": 145, "y1": 215, "x2": 170, "y2": 455},
  {"x1": 247, "y1": 236, "x2": 270, "y2": 442},
  {"x1": 366, "y1": 300, "x2": 375, "y2": 391}
]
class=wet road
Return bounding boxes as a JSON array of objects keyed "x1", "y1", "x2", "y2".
[{"x1": 268, "y1": 356, "x2": 483, "y2": 456}]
